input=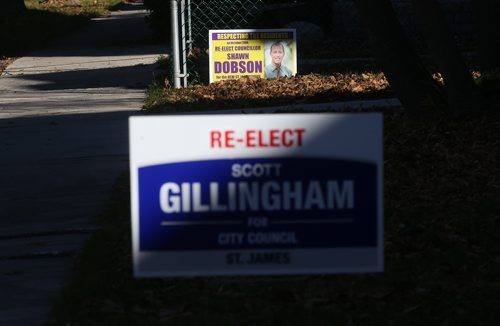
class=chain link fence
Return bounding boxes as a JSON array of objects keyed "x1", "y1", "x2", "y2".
[
  {"x1": 189, "y1": 0, "x2": 265, "y2": 50},
  {"x1": 174, "y1": 0, "x2": 337, "y2": 86},
  {"x1": 169, "y1": 0, "x2": 476, "y2": 86},
  {"x1": 176, "y1": 0, "x2": 265, "y2": 85}
]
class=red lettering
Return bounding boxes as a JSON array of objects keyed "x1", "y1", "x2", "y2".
[
  {"x1": 210, "y1": 131, "x2": 222, "y2": 148},
  {"x1": 257, "y1": 130, "x2": 268, "y2": 147},
  {"x1": 295, "y1": 129, "x2": 305, "y2": 146},
  {"x1": 213, "y1": 128, "x2": 305, "y2": 148},
  {"x1": 282, "y1": 129, "x2": 294, "y2": 147},
  {"x1": 210, "y1": 130, "x2": 236, "y2": 148},
  {"x1": 269, "y1": 129, "x2": 280, "y2": 147},
  {"x1": 225, "y1": 130, "x2": 235, "y2": 148},
  {"x1": 246, "y1": 130, "x2": 256, "y2": 147}
]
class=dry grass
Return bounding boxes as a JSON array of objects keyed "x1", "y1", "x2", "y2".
[
  {"x1": 144, "y1": 70, "x2": 486, "y2": 113},
  {"x1": 25, "y1": 0, "x2": 123, "y2": 17},
  {"x1": 145, "y1": 73, "x2": 393, "y2": 112}
]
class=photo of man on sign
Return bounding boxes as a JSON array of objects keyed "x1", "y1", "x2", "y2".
[
  {"x1": 209, "y1": 29, "x2": 296, "y2": 82},
  {"x1": 264, "y1": 41, "x2": 293, "y2": 79}
]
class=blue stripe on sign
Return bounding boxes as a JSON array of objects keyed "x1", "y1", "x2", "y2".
[{"x1": 138, "y1": 158, "x2": 378, "y2": 251}]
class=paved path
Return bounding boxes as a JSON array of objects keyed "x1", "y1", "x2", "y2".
[{"x1": 0, "y1": 2, "x2": 166, "y2": 325}]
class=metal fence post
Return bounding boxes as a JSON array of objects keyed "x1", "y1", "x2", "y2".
[
  {"x1": 180, "y1": 0, "x2": 188, "y2": 87},
  {"x1": 171, "y1": 0, "x2": 181, "y2": 88},
  {"x1": 187, "y1": 0, "x2": 193, "y2": 53}
]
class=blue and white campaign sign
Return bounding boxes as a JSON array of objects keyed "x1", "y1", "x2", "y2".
[{"x1": 129, "y1": 113, "x2": 383, "y2": 277}]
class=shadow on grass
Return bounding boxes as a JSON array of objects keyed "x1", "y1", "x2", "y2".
[
  {"x1": 0, "y1": 9, "x2": 88, "y2": 57},
  {"x1": 144, "y1": 75, "x2": 395, "y2": 114},
  {"x1": 45, "y1": 110, "x2": 500, "y2": 326},
  {"x1": 145, "y1": 89, "x2": 395, "y2": 113}
]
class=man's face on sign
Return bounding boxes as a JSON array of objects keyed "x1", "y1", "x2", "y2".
[{"x1": 270, "y1": 44, "x2": 284, "y2": 66}]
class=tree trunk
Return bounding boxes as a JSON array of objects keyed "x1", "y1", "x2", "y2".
[
  {"x1": 3, "y1": 0, "x2": 26, "y2": 15},
  {"x1": 353, "y1": 0, "x2": 446, "y2": 114},
  {"x1": 412, "y1": 0, "x2": 480, "y2": 113}
]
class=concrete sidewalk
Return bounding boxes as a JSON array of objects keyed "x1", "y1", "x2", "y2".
[{"x1": 0, "y1": 2, "x2": 167, "y2": 325}]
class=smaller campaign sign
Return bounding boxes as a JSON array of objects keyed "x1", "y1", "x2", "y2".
[
  {"x1": 129, "y1": 113, "x2": 383, "y2": 277},
  {"x1": 209, "y1": 29, "x2": 297, "y2": 83}
]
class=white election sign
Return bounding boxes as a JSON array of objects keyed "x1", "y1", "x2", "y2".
[{"x1": 129, "y1": 113, "x2": 383, "y2": 277}]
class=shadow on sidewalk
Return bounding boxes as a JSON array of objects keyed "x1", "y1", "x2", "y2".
[
  {"x1": 0, "y1": 109, "x2": 142, "y2": 234},
  {"x1": 0, "y1": 108, "x2": 143, "y2": 325},
  {"x1": 3, "y1": 63, "x2": 163, "y2": 91}
]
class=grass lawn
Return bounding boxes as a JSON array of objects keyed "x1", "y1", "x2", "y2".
[{"x1": 46, "y1": 107, "x2": 500, "y2": 325}]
